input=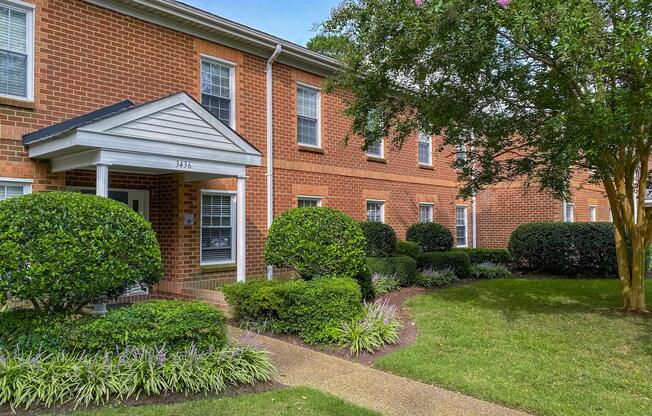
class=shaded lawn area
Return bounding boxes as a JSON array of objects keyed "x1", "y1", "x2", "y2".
[
  {"x1": 376, "y1": 278, "x2": 652, "y2": 416},
  {"x1": 63, "y1": 387, "x2": 380, "y2": 416}
]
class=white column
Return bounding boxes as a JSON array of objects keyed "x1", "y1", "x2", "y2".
[
  {"x1": 95, "y1": 163, "x2": 110, "y2": 197},
  {"x1": 236, "y1": 176, "x2": 247, "y2": 283}
]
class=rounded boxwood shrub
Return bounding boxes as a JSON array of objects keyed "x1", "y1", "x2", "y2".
[
  {"x1": 406, "y1": 222, "x2": 454, "y2": 252},
  {"x1": 359, "y1": 221, "x2": 397, "y2": 257},
  {"x1": 395, "y1": 240, "x2": 422, "y2": 260},
  {"x1": 264, "y1": 207, "x2": 366, "y2": 279},
  {"x1": 508, "y1": 222, "x2": 617, "y2": 277},
  {"x1": 366, "y1": 255, "x2": 417, "y2": 286},
  {"x1": 417, "y1": 251, "x2": 471, "y2": 278},
  {"x1": 0, "y1": 192, "x2": 162, "y2": 315}
]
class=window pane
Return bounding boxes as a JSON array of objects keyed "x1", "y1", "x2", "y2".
[
  {"x1": 0, "y1": 184, "x2": 24, "y2": 201},
  {"x1": 418, "y1": 134, "x2": 431, "y2": 165},
  {"x1": 297, "y1": 86, "x2": 318, "y2": 118},
  {"x1": 367, "y1": 201, "x2": 383, "y2": 222},
  {"x1": 298, "y1": 197, "x2": 320, "y2": 208},
  {"x1": 201, "y1": 60, "x2": 232, "y2": 126},
  {"x1": 456, "y1": 206, "x2": 467, "y2": 246},
  {"x1": 419, "y1": 204, "x2": 433, "y2": 223},
  {"x1": 201, "y1": 194, "x2": 233, "y2": 263},
  {"x1": 297, "y1": 116, "x2": 318, "y2": 146},
  {"x1": 367, "y1": 139, "x2": 383, "y2": 157}
]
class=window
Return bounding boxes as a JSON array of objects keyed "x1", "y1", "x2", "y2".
[
  {"x1": 298, "y1": 196, "x2": 322, "y2": 207},
  {"x1": 0, "y1": 0, "x2": 33, "y2": 100},
  {"x1": 418, "y1": 133, "x2": 432, "y2": 165},
  {"x1": 0, "y1": 177, "x2": 30, "y2": 201},
  {"x1": 201, "y1": 192, "x2": 235, "y2": 264},
  {"x1": 419, "y1": 203, "x2": 433, "y2": 223},
  {"x1": 563, "y1": 201, "x2": 574, "y2": 223},
  {"x1": 296, "y1": 84, "x2": 320, "y2": 147},
  {"x1": 589, "y1": 205, "x2": 597, "y2": 222},
  {"x1": 366, "y1": 200, "x2": 385, "y2": 223},
  {"x1": 201, "y1": 57, "x2": 234, "y2": 127},
  {"x1": 367, "y1": 138, "x2": 384, "y2": 158},
  {"x1": 455, "y1": 205, "x2": 468, "y2": 247},
  {"x1": 365, "y1": 110, "x2": 384, "y2": 158},
  {"x1": 455, "y1": 144, "x2": 467, "y2": 162}
]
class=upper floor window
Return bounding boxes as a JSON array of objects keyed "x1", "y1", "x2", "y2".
[
  {"x1": 297, "y1": 84, "x2": 320, "y2": 147},
  {"x1": 298, "y1": 196, "x2": 322, "y2": 208},
  {"x1": 0, "y1": 177, "x2": 31, "y2": 201},
  {"x1": 418, "y1": 133, "x2": 432, "y2": 165},
  {"x1": 455, "y1": 144, "x2": 467, "y2": 162},
  {"x1": 365, "y1": 110, "x2": 384, "y2": 158},
  {"x1": 0, "y1": 0, "x2": 34, "y2": 101},
  {"x1": 366, "y1": 200, "x2": 385, "y2": 223},
  {"x1": 589, "y1": 205, "x2": 597, "y2": 222},
  {"x1": 419, "y1": 203, "x2": 433, "y2": 223},
  {"x1": 367, "y1": 138, "x2": 384, "y2": 158},
  {"x1": 201, "y1": 192, "x2": 235, "y2": 265},
  {"x1": 201, "y1": 57, "x2": 234, "y2": 127},
  {"x1": 563, "y1": 201, "x2": 574, "y2": 223}
]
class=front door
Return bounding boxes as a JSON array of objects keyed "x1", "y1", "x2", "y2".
[{"x1": 72, "y1": 188, "x2": 149, "y2": 219}]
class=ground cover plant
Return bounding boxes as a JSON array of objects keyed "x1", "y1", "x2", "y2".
[{"x1": 376, "y1": 278, "x2": 652, "y2": 416}]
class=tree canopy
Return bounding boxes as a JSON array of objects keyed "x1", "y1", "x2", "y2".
[{"x1": 322, "y1": 0, "x2": 652, "y2": 311}]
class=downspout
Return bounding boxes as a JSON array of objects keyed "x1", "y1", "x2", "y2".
[
  {"x1": 470, "y1": 140, "x2": 477, "y2": 248},
  {"x1": 266, "y1": 44, "x2": 282, "y2": 280}
]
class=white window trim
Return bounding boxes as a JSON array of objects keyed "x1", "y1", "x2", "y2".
[
  {"x1": 418, "y1": 202, "x2": 434, "y2": 223},
  {"x1": 589, "y1": 205, "x2": 597, "y2": 222},
  {"x1": 366, "y1": 199, "x2": 385, "y2": 223},
  {"x1": 455, "y1": 205, "x2": 468, "y2": 248},
  {"x1": 418, "y1": 133, "x2": 432, "y2": 166},
  {"x1": 562, "y1": 201, "x2": 575, "y2": 223},
  {"x1": 0, "y1": 176, "x2": 32, "y2": 197},
  {"x1": 296, "y1": 82, "x2": 321, "y2": 148},
  {"x1": 0, "y1": 0, "x2": 35, "y2": 102},
  {"x1": 200, "y1": 189, "x2": 237, "y2": 266},
  {"x1": 297, "y1": 195, "x2": 323, "y2": 207},
  {"x1": 200, "y1": 54, "x2": 237, "y2": 129}
]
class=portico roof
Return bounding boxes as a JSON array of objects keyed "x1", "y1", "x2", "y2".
[{"x1": 23, "y1": 92, "x2": 262, "y2": 180}]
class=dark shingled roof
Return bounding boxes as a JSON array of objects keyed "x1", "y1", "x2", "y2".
[{"x1": 22, "y1": 99, "x2": 135, "y2": 145}]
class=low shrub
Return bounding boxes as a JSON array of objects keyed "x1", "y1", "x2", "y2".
[
  {"x1": 76, "y1": 300, "x2": 228, "y2": 352},
  {"x1": 455, "y1": 248, "x2": 512, "y2": 265},
  {"x1": 395, "y1": 240, "x2": 422, "y2": 260},
  {"x1": 406, "y1": 222, "x2": 453, "y2": 252},
  {"x1": 264, "y1": 207, "x2": 366, "y2": 280},
  {"x1": 0, "y1": 192, "x2": 162, "y2": 316},
  {"x1": 0, "y1": 309, "x2": 76, "y2": 353},
  {"x1": 0, "y1": 344, "x2": 274, "y2": 411},
  {"x1": 336, "y1": 300, "x2": 402, "y2": 355},
  {"x1": 360, "y1": 221, "x2": 397, "y2": 257},
  {"x1": 371, "y1": 273, "x2": 401, "y2": 296},
  {"x1": 468, "y1": 263, "x2": 512, "y2": 280},
  {"x1": 417, "y1": 251, "x2": 471, "y2": 277},
  {"x1": 413, "y1": 267, "x2": 458, "y2": 287},
  {"x1": 223, "y1": 277, "x2": 363, "y2": 344},
  {"x1": 508, "y1": 222, "x2": 617, "y2": 277},
  {"x1": 355, "y1": 268, "x2": 375, "y2": 301},
  {"x1": 366, "y1": 256, "x2": 417, "y2": 286}
]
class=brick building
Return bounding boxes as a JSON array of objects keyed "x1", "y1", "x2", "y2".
[{"x1": 0, "y1": 0, "x2": 610, "y2": 301}]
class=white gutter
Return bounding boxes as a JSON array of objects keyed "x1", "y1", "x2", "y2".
[{"x1": 266, "y1": 44, "x2": 282, "y2": 280}]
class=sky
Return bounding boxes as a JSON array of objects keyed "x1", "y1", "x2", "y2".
[{"x1": 182, "y1": 0, "x2": 342, "y2": 46}]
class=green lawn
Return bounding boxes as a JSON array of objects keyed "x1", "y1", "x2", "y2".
[
  {"x1": 376, "y1": 278, "x2": 652, "y2": 416},
  {"x1": 65, "y1": 387, "x2": 379, "y2": 416}
]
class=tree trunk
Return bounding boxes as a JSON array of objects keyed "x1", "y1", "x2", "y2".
[{"x1": 614, "y1": 227, "x2": 647, "y2": 312}]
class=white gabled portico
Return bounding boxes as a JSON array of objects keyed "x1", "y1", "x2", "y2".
[{"x1": 23, "y1": 92, "x2": 262, "y2": 283}]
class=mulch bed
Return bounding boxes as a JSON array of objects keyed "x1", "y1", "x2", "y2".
[{"x1": 1, "y1": 381, "x2": 283, "y2": 416}]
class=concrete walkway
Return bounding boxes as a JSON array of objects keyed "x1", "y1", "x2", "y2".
[{"x1": 230, "y1": 327, "x2": 529, "y2": 416}]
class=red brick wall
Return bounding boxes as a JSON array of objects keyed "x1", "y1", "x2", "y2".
[{"x1": 0, "y1": 0, "x2": 611, "y2": 297}]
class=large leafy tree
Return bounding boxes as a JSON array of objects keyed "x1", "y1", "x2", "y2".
[{"x1": 322, "y1": 0, "x2": 652, "y2": 311}]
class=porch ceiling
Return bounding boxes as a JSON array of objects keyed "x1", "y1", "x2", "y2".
[{"x1": 23, "y1": 92, "x2": 262, "y2": 180}]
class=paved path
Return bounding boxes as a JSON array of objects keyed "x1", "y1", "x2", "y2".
[{"x1": 229, "y1": 327, "x2": 529, "y2": 416}]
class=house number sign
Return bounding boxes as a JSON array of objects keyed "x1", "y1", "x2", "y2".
[{"x1": 176, "y1": 160, "x2": 192, "y2": 169}]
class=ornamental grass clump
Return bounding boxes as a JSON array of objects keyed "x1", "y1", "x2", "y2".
[
  {"x1": 337, "y1": 300, "x2": 402, "y2": 355},
  {"x1": 0, "y1": 343, "x2": 274, "y2": 411},
  {"x1": 371, "y1": 273, "x2": 401, "y2": 296},
  {"x1": 414, "y1": 267, "x2": 458, "y2": 287}
]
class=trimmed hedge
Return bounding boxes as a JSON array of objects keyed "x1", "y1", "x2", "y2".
[
  {"x1": 366, "y1": 256, "x2": 417, "y2": 286},
  {"x1": 0, "y1": 192, "x2": 162, "y2": 315},
  {"x1": 264, "y1": 207, "x2": 366, "y2": 280},
  {"x1": 508, "y1": 222, "x2": 617, "y2": 277},
  {"x1": 360, "y1": 221, "x2": 397, "y2": 257},
  {"x1": 222, "y1": 277, "x2": 363, "y2": 344},
  {"x1": 455, "y1": 248, "x2": 512, "y2": 265},
  {"x1": 406, "y1": 222, "x2": 454, "y2": 252},
  {"x1": 417, "y1": 251, "x2": 471, "y2": 278},
  {"x1": 0, "y1": 300, "x2": 228, "y2": 354},
  {"x1": 395, "y1": 240, "x2": 422, "y2": 260}
]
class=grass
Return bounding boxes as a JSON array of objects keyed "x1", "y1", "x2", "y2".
[
  {"x1": 63, "y1": 387, "x2": 380, "y2": 416},
  {"x1": 376, "y1": 278, "x2": 652, "y2": 416}
]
